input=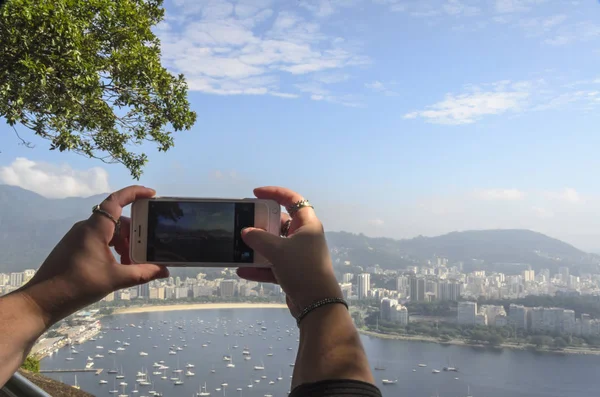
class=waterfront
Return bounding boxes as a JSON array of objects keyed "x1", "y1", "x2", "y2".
[{"x1": 41, "y1": 308, "x2": 600, "y2": 397}]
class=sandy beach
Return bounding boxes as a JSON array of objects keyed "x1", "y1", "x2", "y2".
[{"x1": 112, "y1": 302, "x2": 288, "y2": 315}]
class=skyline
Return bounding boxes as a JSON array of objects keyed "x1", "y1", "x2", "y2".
[{"x1": 1, "y1": 0, "x2": 600, "y2": 250}]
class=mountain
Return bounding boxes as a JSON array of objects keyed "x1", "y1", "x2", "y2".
[
  {"x1": 0, "y1": 185, "x2": 103, "y2": 272},
  {"x1": 0, "y1": 184, "x2": 597, "y2": 275},
  {"x1": 326, "y1": 230, "x2": 600, "y2": 274}
]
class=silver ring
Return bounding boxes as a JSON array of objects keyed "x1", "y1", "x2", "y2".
[
  {"x1": 92, "y1": 204, "x2": 121, "y2": 236},
  {"x1": 281, "y1": 219, "x2": 292, "y2": 237},
  {"x1": 286, "y1": 199, "x2": 313, "y2": 217}
]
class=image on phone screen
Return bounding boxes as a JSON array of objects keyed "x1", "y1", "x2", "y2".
[{"x1": 146, "y1": 201, "x2": 255, "y2": 263}]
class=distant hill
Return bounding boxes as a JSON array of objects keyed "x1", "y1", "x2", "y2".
[
  {"x1": 0, "y1": 185, "x2": 103, "y2": 272},
  {"x1": 0, "y1": 185, "x2": 597, "y2": 275},
  {"x1": 326, "y1": 230, "x2": 600, "y2": 274}
]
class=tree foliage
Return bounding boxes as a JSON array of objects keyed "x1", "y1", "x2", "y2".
[
  {"x1": 0, "y1": 0, "x2": 196, "y2": 178},
  {"x1": 21, "y1": 356, "x2": 40, "y2": 372}
]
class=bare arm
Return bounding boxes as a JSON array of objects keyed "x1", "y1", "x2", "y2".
[
  {"x1": 0, "y1": 291, "x2": 47, "y2": 386},
  {"x1": 293, "y1": 303, "x2": 374, "y2": 388}
]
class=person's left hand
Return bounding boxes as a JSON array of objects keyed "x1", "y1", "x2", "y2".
[{"x1": 17, "y1": 185, "x2": 169, "y2": 327}]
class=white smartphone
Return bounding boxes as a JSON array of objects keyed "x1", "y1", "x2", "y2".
[{"x1": 129, "y1": 197, "x2": 280, "y2": 267}]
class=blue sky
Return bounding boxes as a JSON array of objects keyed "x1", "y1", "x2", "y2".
[{"x1": 1, "y1": 0, "x2": 600, "y2": 249}]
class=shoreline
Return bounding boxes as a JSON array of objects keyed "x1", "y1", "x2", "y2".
[
  {"x1": 111, "y1": 302, "x2": 288, "y2": 315},
  {"x1": 358, "y1": 329, "x2": 600, "y2": 356}
]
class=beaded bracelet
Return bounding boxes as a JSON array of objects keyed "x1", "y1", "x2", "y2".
[{"x1": 295, "y1": 297, "x2": 349, "y2": 326}]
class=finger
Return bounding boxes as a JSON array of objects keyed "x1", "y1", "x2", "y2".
[
  {"x1": 237, "y1": 267, "x2": 278, "y2": 284},
  {"x1": 241, "y1": 227, "x2": 283, "y2": 263},
  {"x1": 254, "y1": 186, "x2": 317, "y2": 226},
  {"x1": 110, "y1": 217, "x2": 130, "y2": 248},
  {"x1": 280, "y1": 212, "x2": 295, "y2": 236},
  {"x1": 90, "y1": 186, "x2": 155, "y2": 242},
  {"x1": 116, "y1": 263, "x2": 169, "y2": 288}
]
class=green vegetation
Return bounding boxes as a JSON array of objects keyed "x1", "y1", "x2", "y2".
[
  {"x1": 21, "y1": 356, "x2": 40, "y2": 372},
  {"x1": 0, "y1": 0, "x2": 196, "y2": 178},
  {"x1": 479, "y1": 294, "x2": 600, "y2": 319},
  {"x1": 364, "y1": 307, "x2": 600, "y2": 351}
]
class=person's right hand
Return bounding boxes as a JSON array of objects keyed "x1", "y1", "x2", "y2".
[{"x1": 237, "y1": 187, "x2": 343, "y2": 316}]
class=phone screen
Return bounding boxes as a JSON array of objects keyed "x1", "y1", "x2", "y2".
[{"x1": 146, "y1": 201, "x2": 255, "y2": 263}]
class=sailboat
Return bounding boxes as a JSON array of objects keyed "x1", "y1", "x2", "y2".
[
  {"x1": 72, "y1": 375, "x2": 80, "y2": 389},
  {"x1": 197, "y1": 382, "x2": 211, "y2": 396},
  {"x1": 132, "y1": 382, "x2": 139, "y2": 394},
  {"x1": 443, "y1": 356, "x2": 458, "y2": 372},
  {"x1": 117, "y1": 383, "x2": 129, "y2": 397},
  {"x1": 174, "y1": 375, "x2": 184, "y2": 385},
  {"x1": 226, "y1": 356, "x2": 235, "y2": 368},
  {"x1": 108, "y1": 378, "x2": 119, "y2": 394},
  {"x1": 116, "y1": 366, "x2": 125, "y2": 379},
  {"x1": 277, "y1": 370, "x2": 283, "y2": 381},
  {"x1": 66, "y1": 350, "x2": 74, "y2": 361},
  {"x1": 381, "y1": 378, "x2": 398, "y2": 385},
  {"x1": 466, "y1": 385, "x2": 473, "y2": 397},
  {"x1": 253, "y1": 360, "x2": 265, "y2": 370},
  {"x1": 374, "y1": 361, "x2": 386, "y2": 371}
]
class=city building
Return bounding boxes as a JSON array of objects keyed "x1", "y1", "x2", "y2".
[
  {"x1": 357, "y1": 273, "x2": 371, "y2": 299},
  {"x1": 220, "y1": 279, "x2": 237, "y2": 297},
  {"x1": 438, "y1": 280, "x2": 462, "y2": 301},
  {"x1": 342, "y1": 273, "x2": 354, "y2": 284},
  {"x1": 457, "y1": 301, "x2": 477, "y2": 325},
  {"x1": 339, "y1": 283, "x2": 352, "y2": 299},
  {"x1": 522, "y1": 270, "x2": 535, "y2": 282},
  {"x1": 9, "y1": 272, "x2": 23, "y2": 287},
  {"x1": 391, "y1": 305, "x2": 409, "y2": 325},
  {"x1": 409, "y1": 277, "x2": 425, "y2": 302},
  {"x1": 380, "y1": 298, "x2": 399, "y2": 322},
  {"x1": 508, "y1": 304, "x2": 528, "y2": 330}
]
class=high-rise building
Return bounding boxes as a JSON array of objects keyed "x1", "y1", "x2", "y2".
[
  {"x1": 23, "y1": 269, "x2": 35, "y2": 283},
  {"x1": 9, "y1": 272, "x2": 23, "y2": 287},
  {"x1": 508, "y1": 304, "x2": 528, "y2": 329},
  {"x1": 137, "y1": 283, "x2": 150, "y2": 298},
  {"x1": 220, "y1": 279, "x2": 237, "y2": 297},
  {"x1": 391, "y1": 305, "x2": 409, "y2": 325},
  {"x1": 357, "y1": 273, "x2": 371, "y2": 299},
  {"x1": 457, "y1": 301, "x2": 477, "y2": 325},
  {"x1": 149, "y1": 287, "x2": 165, "y2": 300},
  {"x1": 342, "y1": 273, "x2": 354, "y2": 284},
  {"x1": 438, "y1": 280, "x2": 462, "y2": 301},
  {"x1": 396, "y1": 276, "x2": 409, "y2": 293},
  {"x1": 103, "y1": 291, "x2": 115, "y2": 302},
  {"x1": 409, "y1": 277, "x2": 425, "y2": 302},
  {"x1": 530, "y1": 307, "x2": 544, "y2": 331},
  {"x1": 339, "y1": 283, "x2": 352, "y2": 299},
  {"x1": 380, "y1": 298, "x2": 399, "y2": 321},
  {"x1": 522, "y1": 270, "x2": 535, "y2": 282},
  {"x1": 559, "y1": 267, "x2": 570, "y2": 283}
]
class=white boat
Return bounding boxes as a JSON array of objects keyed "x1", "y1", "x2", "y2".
[
  {"x1": 254, "y1": 380, "x2": 260, "y2": 383},
  {"x1": 186, "y1": 370, "x2": 195, "y2": 376},
  {"x1": 96, "y1": 346, "x2": 104, "y2": 349},
  {"x1": 174, "y1": 377, "x2": 184, "y2": 385},
  {"x1": 100, "y1": 380, "x2": 108, "y2": 384},
  {"x1": 418, "y1": 364, "x2": 427, "y2": 367},
  {"x1": 269, "y1": 380, "x2": 275, "y2": 385},
  {"x1": 117, "y1": 347, "x2": 126, "y2": 351},
  {"x1": 108, "y1": 350, "x2": 117, "y2": 354},
  {"x1": 432, "y1": 369, "x2": 441, "y2": 374},
  {"x1": 123, "y1": 342, "x2": 130, "y2": 346},
  {"x1": 382, "y1": 379, "x2": 397, "y2": 385},
  {"x1": 186, "y1": 363, "x2": 195, "y2": 368},
  {"x1": 197, "y1": 382, "x2": 211, "y2": 396},
  {"x1": 222, "y1": 355, "x2": 231, "y2": 362},
  {"x1": 253, "y1": 360, "x2": 265, "y2": 370},
  {"x1": 242, "y1": 348, "x2": 250, "y2": 355},
  {"x1": 72, "y1": 375, "x2": 80, "y2": 390},
  {"x1": 261, "y1": 375, "x2": 267, "y2": 379},
  {"x1": 94, "y1": 354, "x2": 104, "y2": 358},
  {"x1": 244, "y1": 356, "x2": 251, "y2": 361},
  {"x1": 119, "y1": 382, "x2": 128, "y2": 386},
  {"x1": 152, "y1": 362, "x2": 161, "y2": 368},
  {"x1": 168, "y1": 351, "x2": 177, "y2": 355},
  {"x1": 467, "y1": 385, "x2": 473, "y2": 397},
  {"x1": 86, "y1": 362, "x2": 94, "y2": 369},
  {"x1": 139, "y1": 352, "x2": 148, "y2": 356},
  {"x1": 221, "y1": 383, "x2": 228, "y2": 387},
  {"x1": 267, "y1": 353, "x2": 273, "y2": 357},
  {"x1": 87, "y1": 356, "x2": 94, "y2": 361}
]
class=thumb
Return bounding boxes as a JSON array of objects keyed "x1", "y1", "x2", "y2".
[
  {"x1": 116, "y1": 263, "x2": 170, "y2": 288},
  {"x1": 241, "y1": 227, "x2": 283, "y2": 262}
]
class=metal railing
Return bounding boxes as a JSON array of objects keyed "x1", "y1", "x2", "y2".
[{"x1": 1, "y1": 373, "x2": 50, "y2": 397}]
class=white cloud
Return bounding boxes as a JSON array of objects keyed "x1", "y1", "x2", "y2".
[
  {"x1": 404, "y1": 88, "x2": 529, "y2": 125},
  {"x1": 365, "y1": 80, "x2": 398, "y2": 96},
  {"x1": 519, "y1": 14, "x2": 567, "y2": 36},
  {"x1": 532, "y1": 206, "x2": 554, "y2": 219},
  {"x1": 369, "y1": 218, "x2": 385, "y2": 226},
  {"x1": 0, "y1": 158, "x2": 110, "y2": 198},
  {"x1": 405, "y1": 77, "x2": 600, "y2": 124},
  {"x1": 476, "y1": 189, "x2": 526, "y2": 201},
  {"x1": 546, "y1": 188, "x2": 582, "y2": 203},
  {"x1": 545, "y1": 21, "x2": 600, "y2": 46},
  {"x1": 494, "y1": 0, "x2": 546, "y2": 14},
  {"x1": 158, "y1": 0, "x2": 368, "y2": 99}
]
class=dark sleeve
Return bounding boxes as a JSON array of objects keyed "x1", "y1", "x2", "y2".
[{"x1": 289, "y1": 379, "x2": 382, "y2": 397}]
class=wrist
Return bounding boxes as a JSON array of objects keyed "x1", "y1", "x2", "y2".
[
  {"x1": 3, "y1": 290, "x2": 49, "y2": 339},
  {"x1": 298, "y1": 302, "x2": 350, "y2": 331},
  {"x1": 17, "y1": 278, "x2": 74, "y2": 328}
]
